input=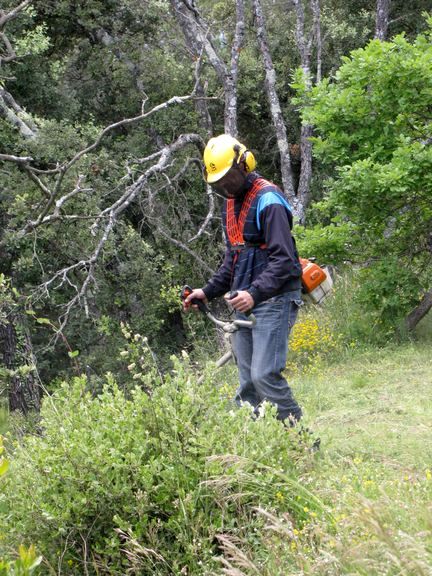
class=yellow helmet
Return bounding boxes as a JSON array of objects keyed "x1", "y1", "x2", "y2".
[{"x1": 203, "y1": 134, "x2": 256, "y2": 183}]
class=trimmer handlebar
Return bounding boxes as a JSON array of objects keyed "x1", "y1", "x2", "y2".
[
  {"x1": 181, "y1": 285, "x2": 211, "y2": 314},
  {"x1": 181, "y1": 285, "x2": 256, "y2": 331}
]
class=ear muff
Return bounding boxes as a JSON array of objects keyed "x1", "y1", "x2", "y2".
[
  {"x1": 241, "y1": 149, "x2": 257, "y2": 173},
  {"x1": 233, "y1": 144, "x2": 256, "y2": 173}
]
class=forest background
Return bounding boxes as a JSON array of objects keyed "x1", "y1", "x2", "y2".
[{"x1": 0, "y1": 0, "x2": 432, "y2": 574}]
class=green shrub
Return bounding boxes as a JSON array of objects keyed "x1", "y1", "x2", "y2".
[
  {"x1": 1, "y1": 339, "x2": 322, "y2": 575},
  {"x1": 0, "y1": 438, "x2": 41, "y2": 576},
  {"x1": 0, "y1": 546, "x2": 41, "y2": 576},
  {"x1": 303, "y1": 267, "x2": 414, "y2": 350},
  {"x1": 299, "y1": 28, "x2": 432, "y2": 337},
  {"x1": 0, "y1": 407, "x2": 8, "y2": 437}
]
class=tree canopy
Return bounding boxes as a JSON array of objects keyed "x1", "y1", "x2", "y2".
[
  {"x1": 301, "y1": 23, "x2": 432, "y2": 329},
  {"x1": 0, "y1": 0, "x2": 431, "y2": 407}
]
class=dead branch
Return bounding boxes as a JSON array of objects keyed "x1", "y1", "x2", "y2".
[
  {"x1": 0, "y1": 0, "x2": 33, "y2": 65},
  {"x1": 1, "y1": 55, "x2": 216, "y2": 332},
  {"x1": 188, "y1": 184, "x2": 215, "y2": 243},
  {"x1": 0, "y1": 0, "x2": 33, "y2": 30},
  {"x1": 0, "y1": 1, "x2": 39, "y2": 138},
  {"x1": 155, "y1": 224, "x2": 215, "y2": 276},
  {"x1": 0, "y1": 87, "x2": 38, "y2": 139},
  {"x1": 29, "y1": 133, "x2": 206, "y2": 335},
  {"x1": 170, "y1": 0, "x2": 245, "y2": 136},
  {"x1": 0, "y1": 152, "x2": 33, "y2": 163},
  {"x1": 16, "y1": 95, "x2": 207, "y2": 236}
]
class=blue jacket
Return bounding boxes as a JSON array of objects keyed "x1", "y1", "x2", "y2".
[{"x1": 202, "y1": 172, "x2": 302, "y2": 305}]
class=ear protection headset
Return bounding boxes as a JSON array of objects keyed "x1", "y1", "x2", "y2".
[
  {"x1": 233, "y1": 143, "x2": 257, "y2": 173},
  {"x1": 202, "y1": 134, "x2": 257, "y2": 183}
]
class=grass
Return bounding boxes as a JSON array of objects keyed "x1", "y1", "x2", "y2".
[
  {"x1": 0, "y1": 405, "x2": 8, "y2": 436},
  {"x1": 215, "y1": 338, "x2": 432, "y2": 575},
  {"x1": 283, "y1": 341, "x2": 432, "y2": 574},
  {"x1": 1, "y1": 320, "x2": 431, "y2": 575},
  {"x1": 299, "y1": 343, "x2": 432, "y2": 465}
]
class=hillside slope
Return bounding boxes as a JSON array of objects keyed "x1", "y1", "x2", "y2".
[{"x1": 290, "y1": 342, "x2": 432, "y2": 575}]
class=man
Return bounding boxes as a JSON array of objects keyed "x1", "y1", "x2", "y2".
[{"x1": 184, "y1": 134, "x2": 303, "y2": 424}]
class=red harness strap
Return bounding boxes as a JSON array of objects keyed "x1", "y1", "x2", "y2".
[{"x1": 226, "y1": 178, "x2": 271, "y2": 247}]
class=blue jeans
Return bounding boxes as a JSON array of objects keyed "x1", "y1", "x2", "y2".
[{"x1": 233, "y1": 290, "x2": 303, "y2": 422}]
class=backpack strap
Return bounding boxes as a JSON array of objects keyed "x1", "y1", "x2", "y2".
[{"x1": 226, "y1": 178, "x2": 271, "y2": 247}]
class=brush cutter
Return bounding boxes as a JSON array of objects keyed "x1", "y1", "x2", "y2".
[{"x1": 181, "y1": 285, "x2": 256, "y2": 374}]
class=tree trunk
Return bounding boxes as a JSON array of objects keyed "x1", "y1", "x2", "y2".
[
  {"x1": 169, "y1": 0, "x2": 245, "y2": 137},
  {"x1": 405, "y1": 288, "x2": 432, "y2": 332},
  {"x1": 252, "y1": 0, "x2": 296, "y2": 208},
  {"x1": 225, "y1": 0, "x2": 246, "y2": 137},
  {"x1": 291, "y1": 0, "x2": 321, "y2": 222},
  {"x1": 312, "y1": 0, "x2": 322, "y2": 83},
  {"x1": 0, "y1": 315, "x2": 41, "y2": 414},
  {"x1": 375, "y1": 0, "x2": 391, "y2": 40},
  {"x1": 297, "y1": 123, "x2": 313, "y2": 221}
]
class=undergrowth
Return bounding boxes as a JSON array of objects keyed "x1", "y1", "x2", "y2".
[{"x1": 0, "y1": 333, "x2": 321, "y2": 575}]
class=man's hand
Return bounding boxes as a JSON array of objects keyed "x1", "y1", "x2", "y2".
[
  {"x1": 183, "y1": 288, "x2": 208, "y2": 312},
  {"x1": 225, "y1": 290, "x2": 254, "y2": 313}
]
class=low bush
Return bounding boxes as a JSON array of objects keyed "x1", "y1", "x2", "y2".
[
  {"x1": 287, "y1": 314, "x2": 340, "y2": 375},
  {"x1": 0, "y1": 335, "x2": 322, "y2": 575},
  {"x1": 0, "y1": 438, "x2": 41, "y2": 576},
  {"x1": 0, "y1": 546, "x2": 41, "y2": 576},
  {"x1": 299, "y1": 268, "x2": 412, "y2": 354}
]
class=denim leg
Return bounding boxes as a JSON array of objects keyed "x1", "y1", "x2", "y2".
[
  {"x1": 235, "y1": 290, "x2": 302, "y2": 422},
  {"x1": 233, "y1": 326, "x2": 261, "y2": 410}
]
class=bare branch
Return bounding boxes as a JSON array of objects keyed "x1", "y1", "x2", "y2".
[
  {"x1": 0, "y1": 31, "x2": 16, "y2": 62},
  {"x1": 20, "y1": 176, "x2": 92, "y2": 233},
  {"x1": 156, "y1": 225, "x2": 215, "y2": 276},
  {"x1": 188, "y1": 184, "x2": 215, "y2": 243},
  {"x1": 62, "y1": 94, "x2": 195, "y2": 175},
  {"x1": 0, "y1": 0, "x2": 33, "y2": 29},
  {"x1": 0, "y1": 2, "x2": 39, "y2": 137},
  {"x1": 56, "y1": 213, "x2": 117, "y2": 335},
  {"x1": 32, "y1": 133, "x2": 205, "y2": 333},
  {"x1": 3, "y1": 82, "x2": 211, "y2": 333},
  {"x1": 0, "y1": 87, "x2": 38, "y2": 139},
  {"x1": 0, "y1": 152, "x2": 33, "y2": 163},
  {"x1": 24, "y1": 168, "x2": 52, "y2": 199},
  {"x1": 0, "y1": 1, "x2": 34, "y2": 70},
  {"x1": 18, "y1": 94, "x2": 209, "y2": 237}
]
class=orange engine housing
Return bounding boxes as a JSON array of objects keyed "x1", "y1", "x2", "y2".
[{"x1": 300, "y1": 258, "x2": 328, "y2": 293}]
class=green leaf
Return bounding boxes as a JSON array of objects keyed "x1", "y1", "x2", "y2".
[
  {"x1": 36, "y1": 317, "x2": 52, "y2": 325},
  {"x1": 68, "y1": 350, "x2": 80, "y2": 358},
  {"x1": 0, "y1": 458, "x2": 9, "y2": 476}
]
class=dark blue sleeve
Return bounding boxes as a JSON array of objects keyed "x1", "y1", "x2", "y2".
[{"x1": 248, "y1": 203, "x2": 302, "y2": 303}]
